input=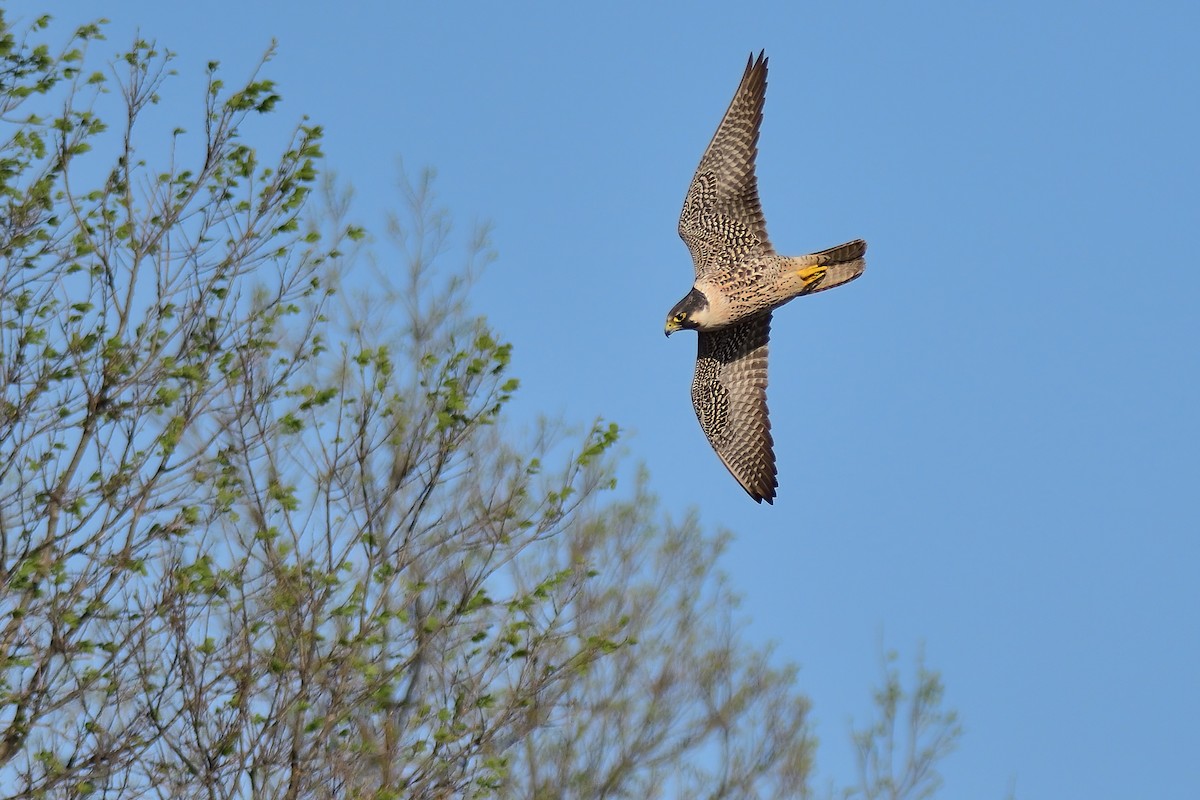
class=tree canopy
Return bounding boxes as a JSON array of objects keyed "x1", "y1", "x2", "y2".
[{"x1": 0, "y1": 12, "x2": 960, "y2": 799}]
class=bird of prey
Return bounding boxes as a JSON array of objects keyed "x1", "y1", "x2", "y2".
[{"x1": 664, "y1": 51, "x2": 866, "y2": 504}]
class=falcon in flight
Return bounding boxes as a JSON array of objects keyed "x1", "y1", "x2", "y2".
[{"x1": 665, "y1": 51, "x2": 866, "y2": 504}]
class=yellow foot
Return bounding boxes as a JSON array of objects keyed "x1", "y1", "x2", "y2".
[{"x1": 797, "y1": 264, "x2": 827, "y2": 292}]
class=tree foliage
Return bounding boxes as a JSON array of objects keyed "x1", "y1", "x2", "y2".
[{"x1": 0, "y1": 13, "x2": 832, "y2": 799}]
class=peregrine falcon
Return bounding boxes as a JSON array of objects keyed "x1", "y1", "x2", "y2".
[{"x1": 664, "y1": 51, "x2": 866, "y2": 504}]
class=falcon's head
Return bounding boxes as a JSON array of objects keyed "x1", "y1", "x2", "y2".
[{"x1": 664, "y1": 288, "x2": 709, "y2": 336}]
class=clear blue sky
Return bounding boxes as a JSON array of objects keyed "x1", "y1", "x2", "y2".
[{"x1": 27, "y1": 1, "x2": 1200, "y2": 796}]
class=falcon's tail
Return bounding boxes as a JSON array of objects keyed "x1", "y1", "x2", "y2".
[{"x1": 792, "y1": 239, "x2": 867, "y2": 295}]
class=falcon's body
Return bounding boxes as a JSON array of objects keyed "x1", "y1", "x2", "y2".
[{"x1": 665, "y1": 51, "x2": 866, "y2": 504}]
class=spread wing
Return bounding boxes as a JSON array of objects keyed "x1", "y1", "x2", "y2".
[
  {"x1": 678, "y1": 51, "x2": 773, "y2": 281},
  {"x1": 691, "y1": 313, "x2": 777, "y2": 503}
]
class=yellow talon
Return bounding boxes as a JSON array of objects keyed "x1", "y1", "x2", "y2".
[{"x1": 797, "y1": 265, "x2": 827, "y2": 290}]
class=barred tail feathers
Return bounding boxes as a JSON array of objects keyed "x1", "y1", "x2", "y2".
[{"x1": 793, "y1": 239, "x2": 866, "y2": 295}]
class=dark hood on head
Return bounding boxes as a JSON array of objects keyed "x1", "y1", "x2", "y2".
[{"x1": 670, "y1": 288, "x2": 708, "y2": 318}]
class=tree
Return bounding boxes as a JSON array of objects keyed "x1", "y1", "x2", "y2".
[{"x1": 0, "y1": 11, "x2": 964, "y2": 800}]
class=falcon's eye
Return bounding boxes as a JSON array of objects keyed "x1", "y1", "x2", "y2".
[{"x1": 673, "y1": 312, "x2": 687, "y2": 323}]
